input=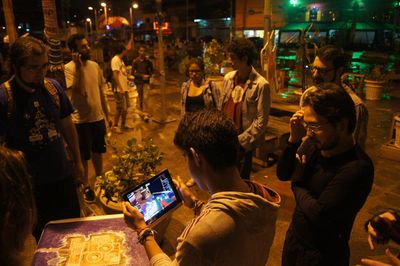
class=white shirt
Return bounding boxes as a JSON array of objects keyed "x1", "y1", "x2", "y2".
[
  {"x1": 111, "y1": 55, "x2": 129, "y2": 92},
  {"x1": 64, "y1": 60, "x2": 106, "y2": 123}
]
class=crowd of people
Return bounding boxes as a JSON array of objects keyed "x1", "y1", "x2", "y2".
[{"x1": 0, "y1": 33, "x2": 398, "y2": 266}]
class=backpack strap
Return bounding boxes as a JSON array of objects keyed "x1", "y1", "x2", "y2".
[
  {"x1": 44, "y1": 78, "x2": 60, "y2": 108},
  {"x1": 2, "y1": 80, "x2": 14, "y2": 120}
]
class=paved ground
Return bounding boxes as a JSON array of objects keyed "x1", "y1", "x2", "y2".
[{"x1": 86, "y1": 72, "x2": 400, "y2": 266}]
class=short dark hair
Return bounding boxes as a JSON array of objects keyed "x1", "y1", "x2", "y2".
[
  {"x1": 227, "y1": 38, "x2": 256, "y2": 66},
  {"x1": 10, "y1": 36, "x2": 46, "y2": 69},
  {"x1": 114, "y1": 42, "x2": 126, "y2": 55},
  {"x1": 301, "y1": 83, "x2": 356, "y2": 134},
  {"x1": 174, "y1": 110, "x2": 239, "y2": 170},
  {"x1": 67, "y1": 33, "x2": 86, "y2": 52},
  {"x1": 186, "y1": 57, "x2": 205, "y2": 77},
  {"x1": 316, "y1": 45, "x2": 349, "y2": 69}
]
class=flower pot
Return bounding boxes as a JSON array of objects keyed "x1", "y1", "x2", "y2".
[{"x1": 364, "y1": 79, "x2": 385, "y2": 100}]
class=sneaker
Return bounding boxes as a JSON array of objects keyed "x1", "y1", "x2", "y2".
[
  {"x1": 185, "y1": 178, "x2": 196, "y2": 187},
  {"x1": 122, "y1": 125, "x2": 134, "y2": 131},
  {"x1": 83, "y1": 186, "x2": 96, "y2": 203},
  {"x1": 142, "y1": 115, "x2": 150, "y2": 123},
  {"x1": 112, "y1": 126, "x2": 123, "y2": 134}
]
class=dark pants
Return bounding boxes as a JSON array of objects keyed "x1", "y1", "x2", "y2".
[
  {"x1": 239, "y1": 149, "x2": 253, "y2": 180},
  {"x1": 33, "y1": 177, "x2": 80, "y2": 241},
  {"x1": 136, "y1": 82, "x2": 145, "y2": 110},
  {"x1": 282, "y1": 227, "x2": 349, "y2": 266}
]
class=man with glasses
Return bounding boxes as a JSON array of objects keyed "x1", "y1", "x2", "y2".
[
  {"x1": 0, "y1": 36, "x2": 82, "y2": 240},
  {"x1": 277, "y1": 83, "x2": 374, "y2": 266},
  {"x1": 307, "y1": 45, "x2": 368, "y2": 148}
]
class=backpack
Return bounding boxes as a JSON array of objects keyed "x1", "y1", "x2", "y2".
[{"x1": 1, "y1": 78, "x2": 60, "y2": 120}]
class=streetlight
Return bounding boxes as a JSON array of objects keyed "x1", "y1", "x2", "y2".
[
  {"x1": 130, "y1": 2, "x2": 139, "y2": 41},
  {"x1": 88, "y1": 6, "x2": 98, "y2": 33},
  {"x1": 101, "y1": 2, "x2": 108, "y2": 29},
  {"x1": 86, "y1": 18, "x2": 92, "y2": 35}
]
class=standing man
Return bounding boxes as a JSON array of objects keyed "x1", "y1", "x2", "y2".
[
  {"x1": 219, "y1": 37, "x2": 270, "y2": 179},
  {"x1": 0, "y1": 36, "x2": 82, "y2": 240},
  {"x1": 65, "y1": 34, "x2": 112, "y2": 202},
  {"x1": 111, "y1": 42, "x2": 131, "y2": 133},
  {"x1": 306, "y1": 45, "x2": 368, "y2": 148},
  {"x1": 277, "y1": 83, "x2": 374, "y2": 266},
  {"x1": 132, "y1": 45, "x2": 153, "y2": 121}
]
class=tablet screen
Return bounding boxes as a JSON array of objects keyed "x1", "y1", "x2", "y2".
[{"x1": 122, "y1": 169, "x2": 182, "y2": 224}]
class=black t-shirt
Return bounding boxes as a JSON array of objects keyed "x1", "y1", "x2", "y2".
[
  {"x1": 0, "y1": 78, "x2": 74, "y2": 184},
  {"x1": 132, "y1": 57, "x2": 153, "y2": 84},
  {"x1": 277, "y1": 142, "x2": 374, "y2": 253}
]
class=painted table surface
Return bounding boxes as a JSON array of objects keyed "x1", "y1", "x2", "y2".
[{"x1": 32, "y1": 214, "x2": 150, "y2": 266}]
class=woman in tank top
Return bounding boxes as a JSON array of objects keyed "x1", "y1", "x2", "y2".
[{"x1": 180, "y1": 57, "x2": 220, "y2": 186}]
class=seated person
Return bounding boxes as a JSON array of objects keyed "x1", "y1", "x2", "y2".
[
  {"x1": 0, "y1": 146, "x2": 36, "y2": 266},
  {"x1": 360, "y1": 209, "x2": 400, "y2": 266},
  {"x1": 122, "y1": 109, "x2": 281, "y2": 265}
]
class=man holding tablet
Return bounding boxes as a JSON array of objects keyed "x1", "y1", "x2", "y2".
[{"x1": 122, "y1": 110, "x2": 281, "y2": 266}]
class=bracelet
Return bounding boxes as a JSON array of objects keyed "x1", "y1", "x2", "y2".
[
  {"x1": 136, "y1": 226, "x2": 148, "y2": 235},
  {"x1": 137, "y1": 228, "x2": 157, "y2": 245}
]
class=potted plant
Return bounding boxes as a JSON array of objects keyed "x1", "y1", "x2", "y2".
[
  {"x1": 364, "y1": 65, "x2": 386, "y2": 100},
  {"x1": 96, "y1": 137, "x2": 163, "y2": 212}
]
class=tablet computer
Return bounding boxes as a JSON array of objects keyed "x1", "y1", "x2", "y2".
[{"x1": 122, "y1": 169, "x2": 182, "y2": 225}]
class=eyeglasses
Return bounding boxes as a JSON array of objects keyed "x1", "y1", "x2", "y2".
[
  {"x1": 22, "y1": 63, "x2": 49, "y2": 73},
  {"x1": 302, "y1": 121, "x2": 329, "y2": 133},
  {"x1": 311, "y1": 66, "x2": 336, "y2": 75},
  {"x1": 189, "y1": 69, "x2": 201, "y2": 73}
]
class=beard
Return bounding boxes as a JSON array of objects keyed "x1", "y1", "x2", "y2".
[
  {"x1": 80, "y1": 53, "x2": 91, "y2": 61},
  {"x1": 319, "y1": 136, "x2": 339, "y2": 151},
  {"x1": 312, "y1": 75, "x2": 324, "y2": 85},
  {"x1": 16, "y1": 70, "x2": 43, "y2": 88}
]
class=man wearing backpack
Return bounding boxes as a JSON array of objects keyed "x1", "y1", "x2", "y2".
[{"x1": 0, "y1": 36, "x2": 83, "y2": 241}]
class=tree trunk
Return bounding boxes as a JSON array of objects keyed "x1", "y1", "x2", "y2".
[{"x1": 2, "y1": 0, "x2": 18, "y2": 46}]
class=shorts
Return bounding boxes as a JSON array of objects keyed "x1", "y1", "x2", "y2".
[
  {"x1": 75, "y1": 120, "x2": 107, "y2": 160},
  {"x1": 114, "y1": 91, "x2": 130, "y2": 113}
]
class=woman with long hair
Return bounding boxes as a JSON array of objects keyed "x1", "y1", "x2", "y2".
[{"x1": 0, "y1": 146, "x2": 37, "y2": 266}]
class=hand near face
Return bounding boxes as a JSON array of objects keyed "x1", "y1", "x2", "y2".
[
  {"x1": 72, "y1": 52, "x2": 82, "y2": 67},
  {"x1": 289, "y1": 110, "x2": 307, "y2": 143},
  {"x1": 122, "y1": 201, "x2": 147, "y2": 232}
]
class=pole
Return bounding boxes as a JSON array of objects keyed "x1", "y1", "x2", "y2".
[
  {"x1": 2, "y1": 0, "x2": 17, "y2": 45},
  {"x1": 152, "y1": 0, "x2": 175, "y2": 124},
  {"x1": 263, "y1": 0, "x2": 272, "y2": 44},
  {"x1": 230, "y1": 0, "x2": 234, "y2": 40},
  {"x1": 94, "y1": 10, "x2": 98, "y2": 33},
  {"x1": 130, "y1": 7, "x2": 134, "y2": 41},
  {"x1": 89, "y1": 20, "x2": 93, "y2": 34},
  {"x1": 186, "y1": 0, "x2": 189, "y2": 42}
]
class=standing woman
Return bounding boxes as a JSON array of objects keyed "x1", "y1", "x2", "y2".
[{"x1": 181, "y1": 57, "x2": 220, "y2": 186}]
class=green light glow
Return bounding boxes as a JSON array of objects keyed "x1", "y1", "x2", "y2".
[{"x1": 290, "y1": 0, "x2": 298, "y2": 6}]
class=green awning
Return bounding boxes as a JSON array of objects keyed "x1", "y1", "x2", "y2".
[{"x1": 278, "y1": 22, "x2": 396, "y2": 31}]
